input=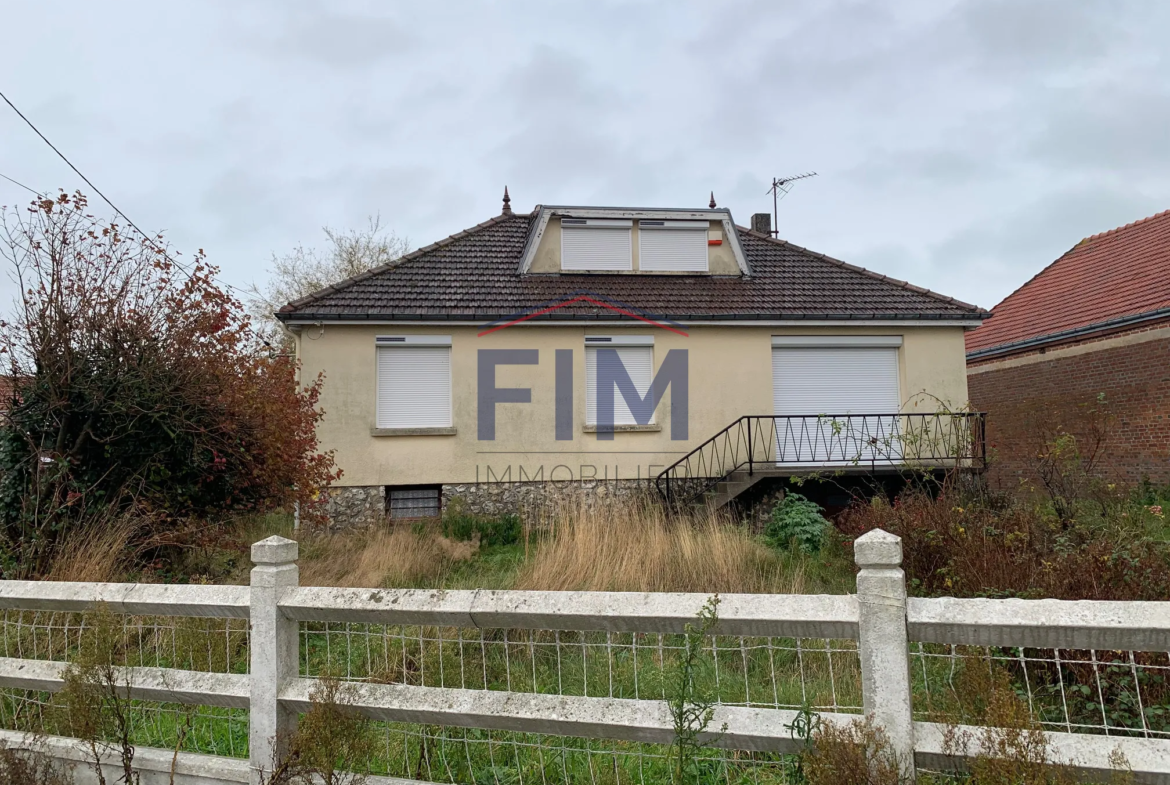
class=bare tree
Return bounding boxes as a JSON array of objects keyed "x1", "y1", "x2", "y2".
[{"x1": 248, "y1": 216, "x2": 409, "y2": 346}]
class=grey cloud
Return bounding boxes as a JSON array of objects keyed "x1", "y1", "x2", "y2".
[
  {"x1": 254, "y1": 7, "x2": 414, "y2": 68},
  {"x1": 919, "y1": 186, "x2": 1164, "y2": 307},
  {"x1": 1028, "y1": 85, "x2": 1170, "y2": 176},
  {"x1": 2, "y1": 0, "x2": 1169, "y2": 314}
]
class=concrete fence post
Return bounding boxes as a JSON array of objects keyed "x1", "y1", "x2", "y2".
[
  {"x1": 854, "y1": 528, "x2": 916, "y2": 782},
  {"x1": 249, "y1": 535, "x2": 300, "y2": 785}
]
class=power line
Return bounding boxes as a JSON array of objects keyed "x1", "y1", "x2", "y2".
[
  {"x1": 0, "y1": 171, "x2": 43, "y2": 197},
  {"x1": 0, "y1": 89, "x2": 274, "y2": 349}
]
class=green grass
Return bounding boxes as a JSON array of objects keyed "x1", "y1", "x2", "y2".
[{"x1": 439, "y1": 543, "x2": 530, "y2": 590}]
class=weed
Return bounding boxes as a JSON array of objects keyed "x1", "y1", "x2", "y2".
[
  {"x1": 0, "y1": 740, "x2": 71, "y2": 785},
  {"x1": 938, "y1": 655, "x2": 1134, "y2": 785},
  {"x1": 799, "y1": 716, "x2": 902, "y2": 785},
  {"x1": 665, "y1": 595, "x2": 726, "y2": 785},
  {"x1": 260, "y1": 673, "x2": 375, "y2": 785},
  {"x1": 515, "y1": 495, "x2": 806, "y2": 593},
  {"x1": 53, "y1": 603, "x2": 138, "y2": 785},
  {"x1": 837, "y1": 487, "x2": 1170, "y2": 601},
  {"x1": 297, "y1": 525, "x2": 477, "y2": 588},
  {"x1": 43, "y1": 514, "x2": 143, "y2": 583},
  {"x1": 441, "y1": 498, "x2": 522, "y2": 548},
  {"x1": 765, "y1": 492, "x2": 831, "y2": 553}
]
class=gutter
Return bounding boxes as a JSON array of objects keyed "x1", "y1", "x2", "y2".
[
  {"x1": 277, "y1": 311, "x2": 985, "y2": 324},
  {"x1": 966, "y1": 306, "x2": 1170, "y2": 361}
]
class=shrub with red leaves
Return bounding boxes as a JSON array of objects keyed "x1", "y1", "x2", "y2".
[
  {"x1": 0, "y1": 192, "x2": 339, "y2": 576},
  {"x1": 838, "y1": 488, "x2": 1170, "y2": 601}
]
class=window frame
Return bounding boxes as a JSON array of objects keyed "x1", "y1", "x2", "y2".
[
  {"x1": 560, "y1": 218, "x2": 634, "y2": 271},
  {"x1": 374, "y1": 335, "x2": 453, "y2": 431},
  {"x1": 583, "y1": 335, "x2": 656, "y2": 427},
  {"x1": 637, "y1": 219, "x2": 709, "y2": 272},
  {"x1": 386, "y1": 485, "x2": 442, "y2": 520}
]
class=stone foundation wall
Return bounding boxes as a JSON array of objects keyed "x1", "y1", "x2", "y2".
[
  {"x1": 321, "y1": 485, "x2": 386, "y2": 529},
  {"x1": 321, "y1": 480, "x2": 655, "y2": 528},
  {"x1": 441, "y1": 479, "x2": 650, "y2": 520}
]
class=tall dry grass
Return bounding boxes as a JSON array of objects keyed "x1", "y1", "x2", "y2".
[
  {"x1": 515, "y1": 495, "x2": 805, "y2": 594},
  {"x1": 298, "y1": 525, "x2": 477, "y2": 588},
  {"x1": 44, "y1": 514, "x2": 142, "y2": 582}
]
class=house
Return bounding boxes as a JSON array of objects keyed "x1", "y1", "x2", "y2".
[
  {"x1": 966, "y1": 209, "x2": 1170, "y2": 487},
  {"x1": 278, "y1": 191, "x2": 986, "y2": 526}
]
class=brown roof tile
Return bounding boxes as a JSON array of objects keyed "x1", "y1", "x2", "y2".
[{"x1": 278, "y1": 212, "x2": 985, "y2": 322}]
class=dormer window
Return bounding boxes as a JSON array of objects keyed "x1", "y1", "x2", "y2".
[
  {"x1": 561, "y1": 218, "x2": 633, "y2": 271},
  {"x1": 638, "y1": 220, "x2": 709, "y2": 272}
]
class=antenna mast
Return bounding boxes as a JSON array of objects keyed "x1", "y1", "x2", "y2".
[{"x1": 767, "y1": 172, "x2": 817, "y2": 237}]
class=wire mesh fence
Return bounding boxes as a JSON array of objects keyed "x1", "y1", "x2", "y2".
[
  {"x1": 354, "y1": 722, "x2": 801, "y2": 785},
  {"x1": 298, "y1": 622, "x2": 864, "y2": 715},
  {"x1": 910, "y1": 642, "x2": 1170, "y2": 739},
  {"x1": 2, "y1": 590, "x2": 1168, "y2": 782},
  {"x1": 0, "y1": 687, "x2": 249, "y2": 758},
  {"x1": 0, "y1": 609, "x2": 249, "y2": 674}
]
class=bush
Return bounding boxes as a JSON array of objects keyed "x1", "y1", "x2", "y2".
[
  {"x1": 0, "y1": 193, "x2": 339, "y2": 577},
  {"x1": 838, "y1": 487, "x2": 1170, "y2": 601},
  {"x1": 765, "y1": 491, "x2": 831, "y2": 553}
]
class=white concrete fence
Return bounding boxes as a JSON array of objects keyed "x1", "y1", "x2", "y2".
[{"x1": 0, "y1": 529, "x2": 1167, "y2": 784}]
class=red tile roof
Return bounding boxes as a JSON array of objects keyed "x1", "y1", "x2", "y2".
[{"x1": 966, "y1": 209, "x2": 1170, "y2": 356}]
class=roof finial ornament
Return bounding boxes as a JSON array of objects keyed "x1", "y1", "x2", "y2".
[
  {"x1": 709, "y1": 191, "x2": 717, "y2": 209},
  {"x1": 501, "y1": 186, "x2": 512, "y2": 216}
]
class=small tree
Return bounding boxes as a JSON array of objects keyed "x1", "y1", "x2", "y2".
[
  {"x1": 1025, "y1": 392, "x2": 1112, "y2": 522},
  {"x1": 0, "y1": 192, "x2": 340, "y2": 576},
  {"x1": 247, "y1": 216, "x2": 408, "y2": 347}
]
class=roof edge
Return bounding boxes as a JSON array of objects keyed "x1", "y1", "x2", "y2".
[
  {"x1": 966, "y1": 306, "x2": 1170, "y2": 361},
  {"x1": 979, "y1": 207, "x2": 1170, "y2": 319},
  {"x1": 276, "y1": 311, "x2": 986, "y2": 324},
  {"x1": 1080, "y1": 207, "x2": 1170, "y2": 244},
  {"x1": 737, "y1": 226, "x2": 988, "y2": 315},
  {"x1": 278, "y1": 211, "x2": 533, "y2": 314}
]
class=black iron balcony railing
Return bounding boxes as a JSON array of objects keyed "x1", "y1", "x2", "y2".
[{"x1": 655, "y1": 412, "x2": 987, "y2": 507}]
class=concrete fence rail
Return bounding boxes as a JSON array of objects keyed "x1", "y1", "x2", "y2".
[{"x1": 0, "y1": 529, "x2": 1166, "y2": 784}]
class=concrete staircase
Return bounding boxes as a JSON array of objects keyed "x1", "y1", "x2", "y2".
[{"x1": 704, "y1": 468, "x2": 780, "y2": 510}]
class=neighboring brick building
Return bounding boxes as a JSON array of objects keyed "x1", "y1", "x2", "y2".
[{"x1": 967, "y1": 209, "x2": 1170, "y2": 487}]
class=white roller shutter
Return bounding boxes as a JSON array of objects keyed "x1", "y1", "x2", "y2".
[
  {"x1": 376, "y1": 346, "x2": 452, "y2": 428},
  {"x1": 772, "y1": 347, "x2": 900, "y2": 464},
  {"x1": 562, "y1": 223, "x2": 632, "y2": 270},
  {"x1": 638, "y1": 222, "x2": 708, "y2": 272},
  {"x1": 586, "y1": 346, "x2": 654, "y2": 425}
]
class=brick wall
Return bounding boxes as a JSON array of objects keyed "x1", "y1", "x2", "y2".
[{"x1": 968, "y1": 330, "x2": 1170, "y2": 488}]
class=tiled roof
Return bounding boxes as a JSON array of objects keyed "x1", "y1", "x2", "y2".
[
  {"x1": 278, "y1": 211, "x2": 984, "y2": 321},
  {"x1": 966, "y1": 209, "x2": 1170, "y2": 355}
]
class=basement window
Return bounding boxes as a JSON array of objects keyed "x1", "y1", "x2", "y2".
[
  {"x1": 638, "y1": 220, "x2": 708, "y2": 272},
  {"x1": 386, "y1": 485, "x2": 441, "y2": 519},
  {"x1": 561, "y1": 218, "x2": 633, "y2": 271}
]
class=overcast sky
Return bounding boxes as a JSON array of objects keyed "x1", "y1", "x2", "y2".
[{"x1": 2, "y1": 1, "x2": 1168, "y2": 311}]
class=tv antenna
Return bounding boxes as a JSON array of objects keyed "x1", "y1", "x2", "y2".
[{"x1": 767, "y1": 172, "x2": 817, "y2": 237}]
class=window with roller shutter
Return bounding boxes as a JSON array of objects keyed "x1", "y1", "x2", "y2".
[
  {"x1": 375, "y1": 336, "x2": 452, "y2": 429},
  {"x1": 584, "y1": 336, "x2": 655, "y2": 426},
  {"x1": 771, "y1": 337, "x2": 902, "y2": 464},
  {"x1": 561, "y1": 219, "x2": 633, "y2": 271},
  {"x1": 638, "y1": 220, "x2": 708, "y2": 272}
]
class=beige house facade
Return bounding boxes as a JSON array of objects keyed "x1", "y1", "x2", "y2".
[{"x1": 280, "y1": 196, "x2": 985, "y2": 525}]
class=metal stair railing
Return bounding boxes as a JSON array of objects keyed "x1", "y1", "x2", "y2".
[{"x1": 655, "y1": 412, "x2": 987, "y2": 507}]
